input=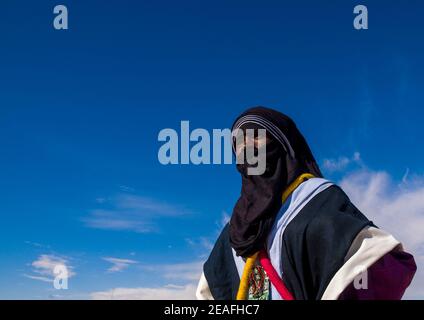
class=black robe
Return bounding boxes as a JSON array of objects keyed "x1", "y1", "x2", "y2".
[{"x1": 203, "y1": 185, "x2": 373, "y2": 300}]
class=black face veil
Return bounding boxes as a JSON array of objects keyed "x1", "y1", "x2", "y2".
[{"x1": 229, "y1": 107, "x2": 323, "y2": 257}]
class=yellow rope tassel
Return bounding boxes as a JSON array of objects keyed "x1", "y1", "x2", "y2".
[
  {"x1": 235, "y1": 173, "x2": 315, "y2": 300},
  {"x1": 236, "y1": 251, "x2": 259, "y2": 300}
]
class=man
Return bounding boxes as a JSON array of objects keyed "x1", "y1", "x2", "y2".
[{"x1": 196, "y1": 106, "x2": 416, "y2": 300}]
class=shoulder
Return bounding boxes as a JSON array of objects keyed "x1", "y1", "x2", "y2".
[
  {"x1": 203, "y1": 223, "x2": 240, "y2": 300},
  {"x1": 204, "y1": 223, "x2": 231, "y2": 271},
  {"x1": 280, "y1": 185, "x2": 374, "y2": 299},
  {"x1": 287, "y1": 185, "x2": 373, "y2": 236}
]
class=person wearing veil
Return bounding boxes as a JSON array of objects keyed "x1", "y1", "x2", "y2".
[{"x1": 196, "y1": 106, "x2": 416, "y2": 300}]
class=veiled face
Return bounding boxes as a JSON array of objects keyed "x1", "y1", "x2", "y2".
[
  {"x1": 235, "y1": 132, "x2": 270, "y2": 158},
  {"x1": 234, "y1": 126, "x2": 283, "y2": 177}
]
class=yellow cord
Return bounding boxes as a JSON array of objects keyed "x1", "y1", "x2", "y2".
[
  {"x1": 235, "y1": 173, "x2": 315, "y2": 300},
  {"x1": 281, "y1": 173, "x2": 315, "y2": 204},
  {"x1": 236, "y1": 251, "x2": 259, "y2": 300}
]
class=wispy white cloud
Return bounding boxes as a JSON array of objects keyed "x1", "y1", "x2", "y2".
[
  {"x1": 24, "y1": 254, "x2": 75, "y2": 283},
  {"x1": 83, "y1": 193, "x2": 193, "y2": 233},
  {"x1": 91, "y1": 284, "x2": 197, "y2": 300},
  {"x1": 114, "y1": 194, "x2": 189, "y2": 217},
  {"x1": 83, "y1": 209, "x2": 156, "y2": 233},
  {"x1": 185, "y1": 237, "x2": 213, "y2": 252},
  {"x1": 23, "y1": 274, "x2": 53, "y2": 283},
  {"x1": 185, "y1": 211, "x2": 230, "y2": 258},
  {"x1": 24, "y1": 241, "x2": 51, "y2": 249},
  {"x1": 218, "y1": 211, "x2": 230, "y2": 229},
  {"x1": 103, "y1": 257, "x2": 138, "y2": 273},
  {"x1": 91, "y1": 260, "x2": 203, "y2": 300},
  {"x1": 322, "y1": 152, "x2": 362, "y2": 172},
  {"x1": 95, "y1": 197, "x2": 107, "y2": 204},
  {"x1": 141, "y1": 261, "x2": 203, "y2": 282},
  {"x1": 401, "y1": 168, "x2": 410, "y2": 185},
  {"x1": 119, "y1": 185, "x2": 135, "y2": 193}
]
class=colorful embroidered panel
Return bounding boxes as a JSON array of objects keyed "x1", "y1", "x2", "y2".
[{"x1": 248, "y1": 263, "x2": 269, "y2": 300}]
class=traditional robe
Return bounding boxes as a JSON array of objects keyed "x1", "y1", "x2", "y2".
[{"x1": 196, "y1": 178, "x2": 416, "y2": 300}]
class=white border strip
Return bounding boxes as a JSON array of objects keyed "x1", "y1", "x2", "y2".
[{"x1": 321, "y1": 226, "x2": 402, "y2": 300}]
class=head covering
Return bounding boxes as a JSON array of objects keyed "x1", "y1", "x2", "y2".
[{"x1": 229, "y1": 106, "x2": 323, "y2": 257}]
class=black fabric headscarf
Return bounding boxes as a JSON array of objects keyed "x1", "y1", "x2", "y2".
[{"x1": 229, "y1": 106, "x2": 323, "y2": 257}]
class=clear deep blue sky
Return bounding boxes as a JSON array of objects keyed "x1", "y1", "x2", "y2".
[{"x1": 0, "y1": 0, "x2": 423, "y2": 298}]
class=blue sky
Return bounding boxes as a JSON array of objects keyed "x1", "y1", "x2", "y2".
[{"x1": 0, "y1": 0, "x2": 424, "y2": 299}]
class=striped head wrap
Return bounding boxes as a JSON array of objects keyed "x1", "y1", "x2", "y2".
[{"x1": 231, "y1": 114, "x2": 295, "y2": 158}]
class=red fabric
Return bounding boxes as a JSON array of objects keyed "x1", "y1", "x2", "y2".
[{"x1": 258, "y1": 249, "x2": 295, "y2": 300}]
